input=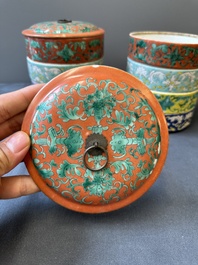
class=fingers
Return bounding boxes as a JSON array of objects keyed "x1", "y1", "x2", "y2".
[
  {"x1": 0, "y1": 85, "x2": 44, "y2": 199},
  {"x1": 0, "y1": 112, "x2": 25, "y2": 141},
  {"x1": 0, "y1": 131, "x2": 30, "y2": 176},
  {"x1": 0, "y1": 84, "x2": 44, "y2": 124},
  {"x1": 0, "y1": 175, "x2": 39, "y2": 199},
  {"x1": 0, "y1": 131, "x2": 40, "y2": 199}
]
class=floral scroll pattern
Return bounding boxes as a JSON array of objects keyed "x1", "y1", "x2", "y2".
[
  {"x1": 27, "y1": 57, "x2": 103, "y2": 84},
  {"x1": 30, "y1": 78, "x2": 161, "y2": 205},
  {"x1": 25, "y1": 38, "x2": 104, "y2": 64},
  {"x1": 153, "y1": 92, "x2": 198, "y2": 114},
  {"x1": 127, "y1": 58, "x2": 198, "y2": 93},
  {"x1": 128, "y1": 37, "x2": 198, "y2": 69},
  {"x1": 29, "y1": 21, "x2": 99, "y2": 35}
]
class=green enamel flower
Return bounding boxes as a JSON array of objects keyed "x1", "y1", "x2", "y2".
[
  {"x1": 57, "y1": 44, "x2": 75, "y2": 62},
  {"x1": 62, "y1": 128, "x2": 83, "y2": 157},
  {"x1": 110, "y1": 130, "x2": 128, "y2": 155},
  {"x1": 83, "y1": 169, "x2": 114, "y2": 196},
  {"x1": 83, "y1": 88, "x2": 116, "y2": 124},
  {"x1": 57, "y1": 160, "x2": 81, "y2": 178}
]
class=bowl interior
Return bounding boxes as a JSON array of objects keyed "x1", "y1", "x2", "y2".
[{"x1": 130, "y1": 32, "x2": 198, "y2": 44}]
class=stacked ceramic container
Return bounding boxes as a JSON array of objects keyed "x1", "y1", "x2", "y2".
[
  {"x1": 127, "y1": 31, "x2": 198, "y2": 132},
  {"x1": 22, "y1": 20, "x2": 104, "y2": 84}
]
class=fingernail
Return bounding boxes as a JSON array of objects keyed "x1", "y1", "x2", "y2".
[{"x1": 6, "y1": 132, "x2": 30, "y2": 154}]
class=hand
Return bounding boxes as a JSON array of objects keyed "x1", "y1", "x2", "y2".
[{"x1": 0, "y1": 84, "x2": 43, "y2": 199}]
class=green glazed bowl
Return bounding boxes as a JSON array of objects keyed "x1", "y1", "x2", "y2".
[
  {"x1": 27, "y1": 57, "x2": 103, "y2": 84},
  {"x1": 127, "y1": 57, "x2": 198, "y2": 93}
]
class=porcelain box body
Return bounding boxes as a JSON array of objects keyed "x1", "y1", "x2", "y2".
[{"x1": 22, "y1": 20, "x2": 104, "y2": 83}]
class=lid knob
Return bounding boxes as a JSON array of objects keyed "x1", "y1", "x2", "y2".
[
  {"x1": 57, "y1": 19, "x2": 72, "y2": 24},
  {"x1": 83, "y1": 134, "x2": 108, "y2": 171}
]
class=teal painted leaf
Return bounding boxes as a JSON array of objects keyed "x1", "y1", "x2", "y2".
[
  {"x1": 87, "y1": 125, "x2": 108, "y2": 134},
  {"x1": 135, "y1": 53, "x2": 146, "y2": 61},
  {"x1": 137, "y1": 160, "x2": 145, "y2": 168},
  {"x1": 163, "y1": 48, "x2": 184, "y2": 66},
  {"x1": 89, "y1": 39, "x2": 101, "y2": 47},
  {"x1": 111, "y1": 110, "x2": 135, "y2": 128},
  {"x1": 45, "y1": 42, "x2": 55, "y2": 50},
  {"x1": 73, "y1": 41, "x2": 86, "y2": 50},
  {"x1": 57, "y1": 161, "x2": 81, "y2": 178},
  {"x1": 89, "y1": 52, "x2": 100, "y2": 60},
  {"x1": 161, "y1": 45, "x2": 168, "y2": 53},
  {"x1": 37, "y1": 125, "x2": 46, "y2": 136},
  {"x1": 136, "y1": 40, "x2": 146, "y2": 48},
  {"x1": 111, "y1": 158, "x2": 134, "y2": 176},
  {"x1": 39, "y1": 168, "x2": 54, "y2": 179},
  {"x1": 82, "y1": 27, "x2": 91, "y2": 32},
  {"x1": 57, "y1": 100, "x2": 81, "y2": 121},
  {"x1": 130, "y1": 38, "x2": 134, "y2": 45},
  {"x1": 30, "y1": 40, "x2": 40, "y2": 48},
  {"x1": 50, "y1": 160, "x2": 58, "y2": 167},
  {"x1": 184, "y1": 47, "x2": 198, "y2": 56},
  {"x1": 36, "y1": 101, "x2": 52, "y2": 114}
]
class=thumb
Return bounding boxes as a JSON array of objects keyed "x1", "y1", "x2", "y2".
[{"x1": 0, "y1": 131, "x2": 30, "y2": 176}]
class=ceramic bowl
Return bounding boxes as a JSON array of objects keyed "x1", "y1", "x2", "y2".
[
  {"x1": 152, "y1": 90, "x2": 198, "y2": 132},
  {"x1": 22, "y1": 20, "x2": 104, "y2": 83},
  {"x1": 165, "y1": 111, "x2": 196, "y2": 132},
  {"x1": 128, "y1": 31, "x2": 198, "y2": 69},
  {"x1": 22, "y1": 65, "x2": 168, "y2": 213},
  {"x1": 127, "y1": 57, "x2": 198, "y2": 93},
  {"x1": 27, "y1": 56, "x2": 103, "y2": 84}
]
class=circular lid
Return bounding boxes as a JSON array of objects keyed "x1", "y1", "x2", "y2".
[
  {"x1": 22, "y1": 65, "x2": 168, "y2": 213},
  {"x1": 22, "y1": 20, "x2": 104, "y2": 38}
]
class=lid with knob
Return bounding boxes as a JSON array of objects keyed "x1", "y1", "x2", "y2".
[
  {"x1": 22, "y1": 20, "x2": 104, "y2": 38},
  {"x1": 22, "y1": 65, "x2": 168, "y2": 213}
]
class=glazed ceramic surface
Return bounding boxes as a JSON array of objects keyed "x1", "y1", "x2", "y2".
[
  {"x1": 165, "y1": 110, "x2": 195, "y2": 132},
  {"x1": 24, "y1": 36, "x2": 103, "y2": 64},
  {"x1": 22, "y1": 20, "x2": 104, "y2": 83},
  {"x1": 22, "y1": 65, "x2": 168, "y2": 213},
  {"x1": 152, "y1": 90, "x2": 198, "y2": 132},
  {"x1": 27, "y1": 57, "x2": 103, "y2": 84},
  {"x1": 128, "y1": 31, "x2": 198, "y2": 69},
  {"x1": 22, "y1": 20, "x2": 104, "y2": 64},
  {"x1": 152, "y1": 91, "x2": 198, "y2": 115},
  {"x1": 127, "y1": 57, "x2": 198, "y2": 93},
  {"x1": 23, "y1": 20, "x2": 101, "y2": 36}
]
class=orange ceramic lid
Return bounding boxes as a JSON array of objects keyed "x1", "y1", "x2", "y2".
[
  {"x1": 22, "y1": 65, "x2": 168, "y2": 213},
  {"x1": 22, "y1": 20, "x2": 104, "y2": 38}
]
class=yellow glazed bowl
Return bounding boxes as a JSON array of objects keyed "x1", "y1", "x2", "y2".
[{"x1": 152, "y1": 90, "x2": 198, "y2": 132}]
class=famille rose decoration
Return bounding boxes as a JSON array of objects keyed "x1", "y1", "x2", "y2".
[
  {"x1": 22, "y1": 20, "x2": 104, "y2": 83},
  {"x1": 127, "y1": 31, "x2": 198, "y2": 132},
  {"x1": 22, "y1": 65, "x2": 168, "y2": 213},
  {"x1": 128, "y1": 31, "x2": 198, "y2": 69}
]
